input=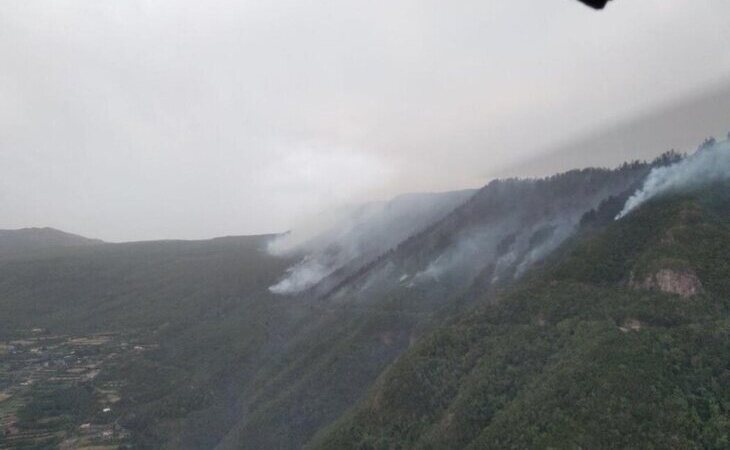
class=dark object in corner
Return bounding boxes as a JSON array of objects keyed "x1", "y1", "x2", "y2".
[{"x1": 578, "y1": 0, "x2": 612, "y2": 9}]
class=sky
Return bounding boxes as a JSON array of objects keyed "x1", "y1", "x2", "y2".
[{"x1": 1, "y1": 0, "x2": 730, "y2": 241}]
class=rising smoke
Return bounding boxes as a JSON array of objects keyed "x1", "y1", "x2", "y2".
[
  {"x1": 271, "y1": 157, "x2": 661, "y2": 298},
  {"x1": 616, "y1": 138, "x2": 730, "y2": 220},
  {"x1": 267, "y1": 190, "x2": 475, "y2": 295},
  {"x1": 344, "y1": 167, "x2": 652, "y2": 302}
]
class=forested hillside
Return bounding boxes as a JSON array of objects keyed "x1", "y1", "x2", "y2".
[
  {"x1": 0, "y1": 235, "x2": 291, "y2": 338},
  {"x1": 216, "y1": 157, "x2": 663, "y2": 450},
  {"x1": 2, "y1": 143, "x2": 728, "y2": 449},
  {"x1": 312, "y1": 181, "x2": 730, "y2": 449}
]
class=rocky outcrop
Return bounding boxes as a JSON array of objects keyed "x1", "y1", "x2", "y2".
[{"x1": 631, "y1": 268, "x2": 703, "y2": 298}]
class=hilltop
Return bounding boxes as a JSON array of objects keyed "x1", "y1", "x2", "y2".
[{"x1": 0, "y1": 227, "x2": 102, "y2": 256}]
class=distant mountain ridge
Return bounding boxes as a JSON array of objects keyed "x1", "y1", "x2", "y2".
[{"x1": 0, "y1": 227, "x2": 103, "y2": 254}]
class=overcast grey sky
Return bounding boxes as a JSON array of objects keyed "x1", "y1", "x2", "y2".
[{"x1": 1, "y1": 0, "x2": 730, "y2": 241}]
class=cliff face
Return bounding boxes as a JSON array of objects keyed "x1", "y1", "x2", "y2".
[{"x1": 631, "y1": 268, "x2": 703, "y2": 298}]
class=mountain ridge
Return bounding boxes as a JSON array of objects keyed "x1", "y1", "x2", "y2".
[
  {"x1": 2, "y1": 140, "x2": 728, "y2": 449},
  {"x1": 310, "y1": 180, "x2": 730, "y2": 449},
  {"x1": 0, "y1": 227, "x2": 103, "y2": 255}
]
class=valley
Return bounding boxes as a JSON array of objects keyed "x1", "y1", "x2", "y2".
[{"x1": 0, "y1": 329, "x2": 145, "y2": 449}]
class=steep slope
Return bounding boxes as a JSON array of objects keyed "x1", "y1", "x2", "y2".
[
  {"x1": 0, "y1": 151, "x2": 699, "y2": 449},
  {"x1": 311, "y1": 181, "x2": 730, "y2": 449},
  {"x1": 217, "y1": 159, "x2": 664, "y2": 450},
  {"x1": 269, "y1": 189, "x2": 475, "y2": 296},
  {"x1": 0, "y1": 227, "x2": 102, "y2": 256},
  {"x1": 322, "y1": 162, "x2": 658, "y2": 310}
]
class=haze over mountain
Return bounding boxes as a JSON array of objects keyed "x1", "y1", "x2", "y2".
[
  {"x1": 3, "y1": 137, "x2": 728, "y2": 449},
  {"x1": 314, "y1": 171, "x2": 730, "y2": 450},
  {"x1": 267, "y1": 190, "x2": 475, "y2": 295},
  {"x1": 502, "y1": 80, "x2": 730, "y2": 179},
  {"x1": 3, "y1": 1, "x2": 730, "y2": 449},
  {"x1": 2, "y1": 0, "x2": 730, "y2": 241},
  {"x1": 0, "y1": 227, "x2": 102, "y2": 255}
]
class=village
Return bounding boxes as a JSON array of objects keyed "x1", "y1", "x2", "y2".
[{"x1": 0, "y1": 329, "x2": 151, "y2": 449}]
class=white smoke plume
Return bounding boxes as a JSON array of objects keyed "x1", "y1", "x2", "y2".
[
  {"x1": 412, "y1": 224, "x2": 510, "y2": 284},
  {"x1": 514, "y1": 222, "x2": 576, "y2": 278},
  {"x1": 268, "y1": 257, "x2": 332, "y2": 295},
  {"x1": 320, "y1": 164, "x2": 654, "y2": 302},
  {"x1": 616, "y1": 138, "x2": 730, "y2": 220},
  {"x1": 267, "y1": 190, "x2": 475, "y2": 295}
]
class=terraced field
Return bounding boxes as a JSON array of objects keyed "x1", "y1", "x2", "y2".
[{"x1": 0, "y1": 331, "x2": 141, "y2": 449}]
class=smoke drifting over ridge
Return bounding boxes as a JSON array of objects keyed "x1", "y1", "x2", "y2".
[
  {"x1": 268, "y1": 135, "x2": 720, "y2": 300},
  {"x1": 322, "y1": 165, "x2": 654, "y2": 309},
  {"x1": 268, "y1": 190, "x2": 475, "y2": 295},
  {"x1": 617, "y1": 137, "x2": 730, "y2": 219}
]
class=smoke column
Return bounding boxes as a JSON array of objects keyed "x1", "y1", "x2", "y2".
[
  {"x1": 267, "y1": 190, "x2": 474, "y2": 295},
  {"x1": 616, "y1": 138, "x2": 730, "y2": 220}
]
